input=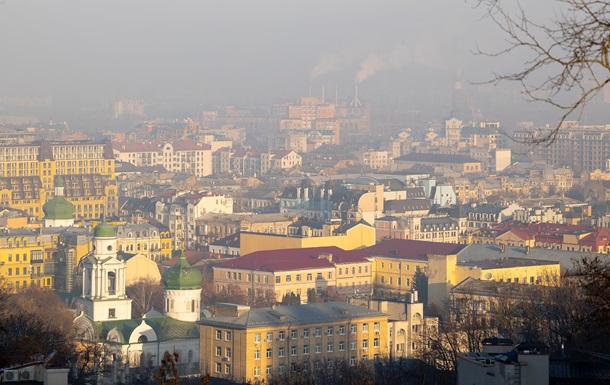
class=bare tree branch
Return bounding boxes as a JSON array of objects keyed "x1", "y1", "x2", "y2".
[{"x1": 474, "y1": 0, "x2": 610, "y2": 144}]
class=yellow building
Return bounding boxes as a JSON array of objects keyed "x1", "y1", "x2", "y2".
[
  {"x1": 0, "y1": 228, "x2": 50, "y2": 291},
  {"x1": 214, "y1": 246, "x2": 372, "y2": 303},
  {"x1": 365, "y1": 239, "x2": 467, "y2": 299},
  {"x1": 239, "y1": 221, "x2": 375, "y2": 255},
  {"x1": 0, "y1": 141, "x2": 117, "y2": 219},
  {"x1": 124, "y1": 254, "x2": 161, "y2": 284},
  {"x1": 428, "y1": 253, "x2": 560, "y2": 307},
  {"x1": 199, "y1": 302, "x2": 389, "y2": 383}
]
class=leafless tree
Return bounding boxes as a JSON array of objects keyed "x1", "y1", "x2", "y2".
[
  {"x1": 476, "y1": 0, "x2": 610, "y2": 144},
  {"x1": 126, "y1": 277, "x2": 164, "y2": 317},
  {"x1": 0, "y1": 285, "x2": 74, "y2": 367}
]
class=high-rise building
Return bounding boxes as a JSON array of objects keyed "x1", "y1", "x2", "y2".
[{"x1": 0, "y1": 140, "x2": 117, "y2": 219}]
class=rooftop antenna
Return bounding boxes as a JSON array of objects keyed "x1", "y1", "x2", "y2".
[{"x1": 350, "y1": 84, "x2": 362, "y2": 107}]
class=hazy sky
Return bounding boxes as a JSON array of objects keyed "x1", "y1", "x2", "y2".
[{"x1": 0, "y1": 0, "x2": 564, "y2": 122}]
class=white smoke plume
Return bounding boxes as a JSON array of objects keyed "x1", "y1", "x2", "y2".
[
  {"x1": 354, "y1": 44, "x2": 411, "y2": 84},
  {"x1": 310, "y1": 48, "x2": 357, "y2": 80}
]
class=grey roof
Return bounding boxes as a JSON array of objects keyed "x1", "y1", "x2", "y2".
[
  {"x1": 384, "y1": 199, "x2": 431, "y2": 213},
  {"x1": 457, "y1": 244, "x2": 593, "y2": 270},
  {"x1": 200, "y1": 301, "x2": 387, "y2": 329}
]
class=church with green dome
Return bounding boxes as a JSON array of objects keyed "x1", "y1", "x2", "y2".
[
  {"x1": 43, "y1": 175, "x2": 75, "y2": 227},
  {"x1": 163, "y1": 251, "x2": 202, "y2": 322}
]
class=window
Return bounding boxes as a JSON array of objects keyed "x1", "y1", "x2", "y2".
[
  {"x1": 315, "y1": 344, "x2": 321, "y2": 354},
  {"x1": 108, "y1": 308, "x2": 116, "y2": 318},
  {"x1": 279, "y1": 331, "x2": 285, "y2": 340},
  {"x1": 351, "y1": 324, "x2": 357, "y2": 334},
  {"x1": 307, "y1": 273, "x2": 312, "y2": 281},
  {"x1": 350, "y1": 356, "x2": 356, "y2": 366},
  {"x1": 266, "y1": 348, "x2": 272, "y2": 358},
  {"x1": 303, "y1": 329, "x2": 310, "y2": 338},
  {"x1": 266, "y1": 365, "x2": 272, "y2": 375},
  {"x1": 254, "y1": 333, "x2": 261, "y2": 343},
  {"x1": 303, "y1": 345, "x2": 309, "y2": 355},
  {"x1": 374, "y1": 338, "x2": 379, "y2": 347},
  {"x1": 276, "y1": 276, "x2": 281, "y2": 283},
  {"x1": 216, "y1": 330, "x2": 222, "y2": 340},
  {"x1": 362, "y1": 323, "x2": 369, "y2": 332},
  {"x1": 327, "y1": 327, "x2": 333, "y2": 336},
  {"x1": 316, "y1": 273, "x2": 323, "y2": 280},
  {"x1": 216, "y1": 347, "x2": 221, "y2": 357},
  {"x1": 267, "y1": 332, "x2": 273, "y2": 342},
  {"x1": 215, "y1": 363, "x2": 221, "y2": 373},
  {"x1": 327, "y1": 342, "x2": 333, "y2": 352},
  {"x1": 225, "y1": 331, "x2": 232, "y2": 341},
  {"x1": 254, "y1": 349, "x2": 260, "y2": 359},
  {"x1": 296, "y1": 274, "x2": 301, "y2": 281},
  {"x1": 291, "y1": 346, "x2": 297, "y2": 356},
  {"x1": 225, "y1": 364, "x2": 231, "y2": 375},
  {"x1": 226, "y1": 348, "x2": 231, "y2": 358},
  {"x1": 291, "y1": 330, "x2": 298, "y2": 340},
  {"x1": 338, "y1": 325, "x2": 346, "y2": 335},
  {"x1": 278, "y1": 364, "x2": 285, "y2": 374},
  {"x1": 362, "y1": 339, "x2": 369, "y2": 348},
  {"x1": 253, "y1": 366, "x2": 261, "y2": 377},
  {"x1": 374, "y1": 322, "x2": 380, "y2": 332},
  {"x1": 315, "y1": 328, "x2": 322, "y2": 337},
  {"x1": 339, "y1": 341, "x2": 345, "y2": 351},
  {"x1": 279, "y1": 347, "x2": 285, "y2": 357},
  {"x1": 286, "y1": 275, "x2": 291, "y2": 283}
]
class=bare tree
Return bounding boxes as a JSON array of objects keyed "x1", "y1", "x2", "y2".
[
  {"x1": 0, "y1": 285, "x2": 74, "y2": 367},
  {"x1": 126, "y1": 277, "x2": 164, "y2": 317},
  {"x1": 476, "y1": 0, "x2": 610, "y2": 143}
]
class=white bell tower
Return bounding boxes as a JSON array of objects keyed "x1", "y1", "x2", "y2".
[{"x1": 78, "y1": 221, "x2": 132, "y2": 322}]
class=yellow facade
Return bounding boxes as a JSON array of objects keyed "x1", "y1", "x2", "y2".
[
  {"x1": 239, "y1": 222, "x2": 375, "y2": 255},
  {"x1": 0, "y1": 142, "x2": 117, "y2": 219},
  {"x1": 0, "y1": 230, "x2": 50, "y2": 291},
  {"x1": 428, "y1": 253, "x2": 561, "y2": 307},
  {"x1": 371, "y1": 257, "x2": 427, "y2": 298},
  {"x1": 200, "y1": 303, "x2": 389, "y2": 383},
  {"x1": 124, "y1": 254, "x2": 161, "y2": 284},
  {"x1": 214, "y1": 259, "x2": 373, "y2": 303}
]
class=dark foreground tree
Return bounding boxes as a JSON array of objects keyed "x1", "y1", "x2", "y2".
[
  {"x1": 476, "y1": 0, "x2": 610, "y2": 143},
  {"x1": 0, "y1": 284, "x2": 74, "y2": 367}
]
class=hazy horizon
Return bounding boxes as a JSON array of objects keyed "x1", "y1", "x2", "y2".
[{"x1": 1, "y1": 0, "x2": 603, "y2": 128}]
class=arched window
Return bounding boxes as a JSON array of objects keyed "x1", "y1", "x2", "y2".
[
  {"x1": 191, "y1": 299, "x2": 196, "y2": 312},
  {"x1": 138, "y1": 335, "x2": 148, "y2": 343},
  {"x1": 108, "y1": 272, "x2": 116, "y2": 295}
]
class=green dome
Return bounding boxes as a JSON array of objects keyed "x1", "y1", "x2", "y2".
[
  {"x1": 163, "y1": 251, "x2": 202, "y2": 290},
  {"x1": 54, "y1": 175, "x2": 64, "y2": 188},
  {"x1": 94, "y1": 222, "x2": 116, "y2": 238},
  {"x1": 42, "y1": 196, "x2": 75, "y2": 220}
]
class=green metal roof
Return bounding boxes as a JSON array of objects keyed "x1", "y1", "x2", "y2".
[
  {"x1": 163, "y1": 251, "x2": 202, "y2": 290},
  {"x1": 94, "y1": 222, "x2": 116, "y2": 238},
  {"x1": 42, "y1": 196, "x2": 74, "y2": 220},
  {"x1": 98, "y1": 316, "x2": 199, "y2": 343}
]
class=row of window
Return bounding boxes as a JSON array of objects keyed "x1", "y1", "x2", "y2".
[
  {"x1": 379, "y1": 276, "x2": 410, "y2": 286},
  {"x1": 251, "y1": 338, "x2": 380, "y2": 359},
  {"x1": 248, "y1": 356, "x2": 378, "y2": 378}
]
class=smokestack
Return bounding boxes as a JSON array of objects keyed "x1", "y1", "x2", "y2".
[
  {"x1": 322, "y1": 83, "x2": 325, "y2": 103},
  {"x1": 350, "y1": 84, "x2": 362, "y2": 108}
]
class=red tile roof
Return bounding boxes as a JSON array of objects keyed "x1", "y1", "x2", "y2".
[
  {"x1": 365, "y1": 239, "x2": 467, "y2": 261},
  {"x1": 217, "y1": 246, "x2": 371, "y2": 272}
]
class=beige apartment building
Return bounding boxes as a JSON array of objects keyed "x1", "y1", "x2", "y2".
[
  {"x1": 199, "y1": 302, "x2": 389, "y2": 383},
  {"x1": 213, "y1": 246, "x2": 373, "y2": 302}
]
